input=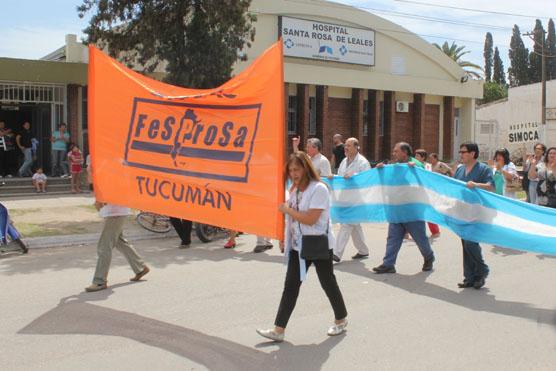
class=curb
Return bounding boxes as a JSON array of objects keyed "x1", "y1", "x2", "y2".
[{"x1": 24, "y1": 230, "x2": 177, "y2": 249}]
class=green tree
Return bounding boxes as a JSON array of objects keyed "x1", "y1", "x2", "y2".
[
  {"x1": 433, "y1": 41, "x2": 483, "y2": 79},
  {"x1": 528, "y1": 19, "x2": 546, "y2": 83},
  {"x1": 481, "y1": 82, "x2": 508, "y2": 104},
  {"x1": 483, "y1": 32, "x2": 493, "y2": 82},
  {"x1": 493, "y1": 47, "x2": 506, "y2": 85},
  {"x1": 78, "y1": 0, "x2": 256, "y2": 88},
  {"x1": 508, "y1": 25, "x2": 530, "y2": 86},
  {"x1": 547, "y1": 19, "x2": 556, "y2": 80}
]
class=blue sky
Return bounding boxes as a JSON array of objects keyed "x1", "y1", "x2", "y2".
[
  {"x1": 1, "y1": 0, "x2": 555, "y2": 77},
  {"x1": 337, "y1": 0, "x2": 556, "y2": 75}
]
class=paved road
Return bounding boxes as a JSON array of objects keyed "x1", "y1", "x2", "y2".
[{"x1": 1, "y1": 225, "x2": 555, "y2": 370}]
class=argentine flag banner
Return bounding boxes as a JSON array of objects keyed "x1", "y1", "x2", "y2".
[{"x1": 324, "y1": 164, "x2": 556, "y2": 255}]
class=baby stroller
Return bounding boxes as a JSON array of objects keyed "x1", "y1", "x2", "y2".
[{"x1": 0, "y1": 202, "x2": 28, "y2": 254}]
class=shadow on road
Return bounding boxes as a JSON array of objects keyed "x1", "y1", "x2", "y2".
[
  {"x1": 0, "y1": 238, "x2": 285, "y2": 275},
  {"x1": 18, "y1": 292, "x2": 344, "y2": 370},
  {"x1": 334, "y1": 260, "x2": 556, "y2": 327},
  {"x1": 6, "y1": 237, "x2": 556, "y2": 330}
]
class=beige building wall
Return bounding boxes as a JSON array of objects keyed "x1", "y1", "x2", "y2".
[
  {"x1": 234, "y1": 0, "x2": 481, "y2": 158},
  {"x1": 476, "y1": 80, "x2": 556, "y2": 160},
  {"x1": 236, "y1": 0, "x2": 482, "y2": 99}
]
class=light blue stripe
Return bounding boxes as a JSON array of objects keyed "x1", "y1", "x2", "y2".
[
  {"x1": 330, "y1": 203, "x2": 556, "y2": 255},
  {"x1": 324, "y1": 164, "x2": 556, "y2": 229}
]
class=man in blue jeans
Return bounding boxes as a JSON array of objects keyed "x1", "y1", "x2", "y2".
[
  {"x1": 50, "y1": 123, "x2": 70, "y2": 177},
  {"x1": 453, "y1": 141, "x2": 493, "y2": 289},
  {"x1": 373, "y1": 142, "x2": 435, "y2": 274},
  {"x1": 16, "y1": 121, "x2": 33, "y2": 177}
]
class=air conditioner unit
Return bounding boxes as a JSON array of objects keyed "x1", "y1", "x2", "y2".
[{"x1": 396, "y1": 101, "x2": 409, "y2": 113}]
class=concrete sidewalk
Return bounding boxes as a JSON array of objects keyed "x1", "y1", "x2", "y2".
[{"x1": 2, "y1": 195, "x2": 180, "y2": 249}]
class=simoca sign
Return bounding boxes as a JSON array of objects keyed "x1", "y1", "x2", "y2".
[
  {"x1": 280, "y1": 16, "x2": 375, "y2": 66},
  {"x1": 508, "y1": 122, "x2": 541, "y2": 143}
]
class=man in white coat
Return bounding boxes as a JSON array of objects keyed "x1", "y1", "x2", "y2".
[
  {"x1": 331, "y1": 137, "x2": 371, "y2": 262},
  {"x1": 292, "y1": 136, "x2": 332, "y2": 177}
]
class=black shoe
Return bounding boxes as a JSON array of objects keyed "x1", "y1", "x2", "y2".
[
  {"x1": 473, "y1": 277, "x2": 486, "y2": 289},
  {"x1": 15, "y1": 238, "x2": 28, "y2": 254},
  {"x1": 253, "y1": 244, "x2": 273, "y2": 253},
  {"x1": 179, "y1": 243, "x2": 191, "y2": 249},
  {"x1": 457, "y1": 281, "x2": 474, "y2": 288},
  {"x1": 422, "y1": 256, "x2": 435, "y2": 271},
  {"x1": 372, "y1": 264, "x2": 396, "y2": 274},
  {"x1": 352, "y1": 253, "x2": 369, "y2": 260},
  {"x1": 332, "y1": 254, "x2": 341, "y2": 263}
]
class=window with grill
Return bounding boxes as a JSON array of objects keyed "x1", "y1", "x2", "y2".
[
  {"x1": 480, "y1": 123, "x2": 493, "y2": 135},
  {"x1": 379, "y1": 101, "x2": 385, "y2": 136},
  {"x1": 309, "y1": 97, "x2": 317, "y2": 135},
  {"x1": 287, "y1": 96, "x2": 298, "y2": 134},
  {"x1": 363, "y1": 100, "x2": 369, "y2": 136}
]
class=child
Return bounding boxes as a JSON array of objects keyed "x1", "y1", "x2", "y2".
[
  {"x1": 32, "y1": 167, "x2": 47, "y2": 193},
  {"x1": 68, "y1": 144, "x2": 84, "y2": 193}
]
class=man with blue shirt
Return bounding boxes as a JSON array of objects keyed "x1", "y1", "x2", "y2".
[
  {"x1": 50, "y1": 123, "x2": 70, "y2": 177},
  {"x1": 373, "y1": 142, "x2": 436, "y2": 274},
  {"x1": 453, "y1": 141, "x2": 494, "y2": 289}
]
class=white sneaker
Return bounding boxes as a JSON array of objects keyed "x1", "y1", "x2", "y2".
[
  {"x1": 327, "y1": 319, "x2": 348, "y2": 336},
  {"x1": 256, "y1": 328, "x2": 284, "y2": 342}
]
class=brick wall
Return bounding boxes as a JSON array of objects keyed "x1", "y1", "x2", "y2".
[
  {"x1": 424, "y1": 104, "x2": 440, "y2": 154},
  {"x1": 284, "y1": 86, "x2": 447, "y2": 162},
  {"x1": 325, "y1": 97, "x2": 352, "y2": 158},
  {"x1": 393, "y1": 106, "x2": 414, "y2": 146}
]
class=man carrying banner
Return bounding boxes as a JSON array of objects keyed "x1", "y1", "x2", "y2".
[
  {"x1": 373, "y1": 142, "x2": 435, "y2": 274},
  {"x1": 85, "y1": 161, "x2": 150, "y2": 292},
  {"x1": 332, "y1": 137, "x2": 371, "y2": 262},
  {"x1": 453, "y1": 142, "x2": 493, "y2": 289}
]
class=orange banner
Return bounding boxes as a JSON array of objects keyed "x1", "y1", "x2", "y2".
[{"x1": 88, "y1": 41, "x2": 285, "y2": 239}]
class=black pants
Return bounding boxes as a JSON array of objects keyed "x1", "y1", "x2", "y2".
[
  {"x1": 169, "y1": 218, "x2": 192, "y2": 245},
  {"x1": 274, "y1": 250, "x2": 347, "y2": 328}
]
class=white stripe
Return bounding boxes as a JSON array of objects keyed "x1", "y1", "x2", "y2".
[{"x1": 331, "y1": 185, "x2": 556, "y2": 238}]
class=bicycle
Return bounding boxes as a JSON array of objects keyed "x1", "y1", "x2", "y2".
[
  {"x1": 136, "y1": 212, "x2": 171, "y2": 233},
  {"x1": 136, "y1": 211, "x2": 226, "y2": 243},
  {"x1": 195, "y1": 223, "x2": 227, "y2": 242}
]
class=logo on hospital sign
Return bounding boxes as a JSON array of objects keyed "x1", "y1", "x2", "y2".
[{"x1": 124, "y1": 98, "x2": 261, "y2": 183}]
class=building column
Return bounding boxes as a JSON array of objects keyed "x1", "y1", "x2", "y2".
[
  {"x1": 383, "y1": 91, "x2": 395, "y2": 160},
  {"x1": 67, "y1": 84, "x2": 79, "y2": 145},
  {"x1": 297, "y1": 84, "x2": 310, "y2": 143},
  {"x1": 443, "y1": 96, "x2": 455, "y2": 160},
  {"x1": 367, "y1": 90, "x2": 380, "y2": 161},
  {"x1": 316, "y1": 85, "x2": 330, "y2": 157},
  {"x1": 413, "y1": 93, "x2": 426, "y2": 150},
  {"x1": 352, "y1": 88, "x2": 365, "y2": 152}
]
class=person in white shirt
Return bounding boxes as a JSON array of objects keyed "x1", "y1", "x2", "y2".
[
  {"x1": 331, "y1": 137, "x2": 371, "y2": 262},
  {"x1": 32, "y1": 167, "x2": 47, "y2": 193},
  {"x1": 256, "y1": 151, "x2": 347, "y2": 342},
  {"x1": 85, "y1": 161, "x2": 150, "y2": 292},
  {"x1": 292, "y1": 136, "x2": 332, "y2": 177}
]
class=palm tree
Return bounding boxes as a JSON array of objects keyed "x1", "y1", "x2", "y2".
[{"x1": 433, "y1": 41, "x2": 484, "y2": 79}]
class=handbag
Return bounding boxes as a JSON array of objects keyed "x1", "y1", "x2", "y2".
[
  {"x1": 294, "y1": 189, "x2": 330, "y2": 260},
  {"x1": 300, "y1": 234, "x2": 330, "y2": 260}
]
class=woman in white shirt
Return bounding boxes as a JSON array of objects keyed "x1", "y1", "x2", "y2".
[{"x1": 257, "y1": 152, "x2": 348, "y2": 342}]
